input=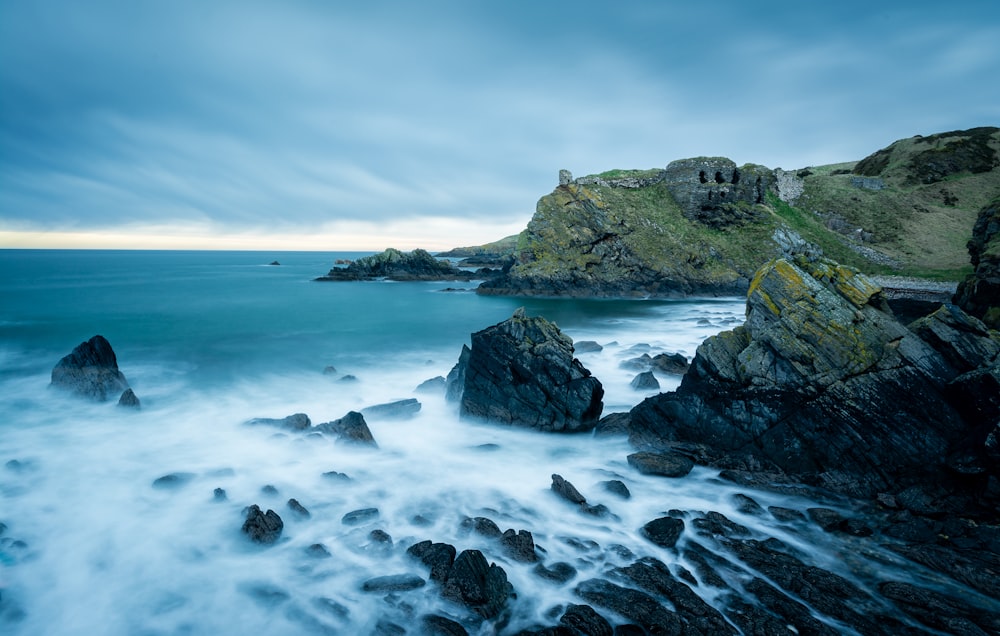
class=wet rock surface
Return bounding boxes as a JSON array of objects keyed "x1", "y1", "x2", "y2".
[
  {"x1": 50, "y1": 335, "x2": 131, "y2": 401},
  {"x1": 241, "y1": 505, "x2": 283, "y2": 544}
]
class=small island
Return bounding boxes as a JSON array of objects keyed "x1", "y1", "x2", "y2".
[{"x1": 315, "y1": 247, "x2": 501, "y2": 282}]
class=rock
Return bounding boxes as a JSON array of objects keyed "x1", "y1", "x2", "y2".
[
  {"x1": 440, "y1": 549, "x2": 510, "y2": 619},
  {"x1": 361, "y1": 398, "x2": 421, "y2": 420},
  {"x1": 315, "y1": 411, "x2": 378, "y2": 447},
  {"x1": 551, "y1": 474, "x2": 587, "y2": 505},
  {"x1": 650, "y1": 353, "x2": 689, "y2": 375},
  {"x1": 732, "y1": 493, "x2": 764, "y2": 515},
  {"x1": 640, "y1": 516, "x2": 685, "y2": 548},
  {"x1": 620, "y1": 354, "x2": 653, "y2": 371},
  {"x1": 245, "y1": 413, "x2": 312, "y2": 432},
  {"x1": 407, "y1": 540, "x2": 457, "y2": 583},
  {"x1": 342, "y1": 508, "x2": 379, "y2": 525},
  {"x1": 500, "y1": 528, "x2": 538, "y2": 562},
  {"x1": 416, "y1": 376, "x2": 447, "y2": 393},
  {"x1": 627, "y1": 451, "x2": 693, "y2": 478},
  {"x1": 955, "y1": 196, "x2": 1000, "y2": 328},
  {"x1": 593, "y1": 412, "x2": 630, "y2": 437},
  {"x1": 574, "y1": 578, "x2": 683, "y2": 634},
  {"x1": 322, "y1": 470, "x2": 351, "y2": 482},
  {"x1": 213, "y1": 487, "x2": 227, "y2": 501},
  {"x1": 600, "y1": 479, "x2": 631, "y2": 499},
  {"x1": 421, "y1": 614, "x2": 469, "y2": 636},
  {"x1": 617, "y1": 558, "x2": 736, "y2": 635},
  {"x1": 242, "y1": 505, "x2": 283, "y2": 544},
  {"x1": 315, "y1": 248, "x2": 478, "y2": 282},
  {"x1": 152, "y1": 472, "x2": 195, "y2": 489},
  {"x1": 574, "y1": 340, "x2": 603, "y2": 353},
  {"x1": 459, "y1": 516, "x2": 502, "y2": 538},
  {"x1": 260, "y1": 484, "x2": 279, "y2": 496},
  {"x1": 629, "y1": 256, "x2": 997, "y2": 498},
  {"x1": 361, "y1": 574, "x2": 426, "y2": 592},
  {"x1": 879, "y1": 580, "x2": 1000, "y2": 635},
  {"x1": 629, "y1": 371, "x2": 659, "y2": 391},
  {"x1": 663, "y1": 157, "x2": 772, "y2": 227},
  {"x1": 117, "y1": 388, "x2": 140, "y2": 408},
  {"x1": 445, "y1": 344, "x2": 471, "y2": 403},
  {"x1": 287, "y1": 498, "x2": 310, "y2": 519},
  {"x1": 305, "y1": 543, "x2": 332, "y2": 558},
  {"x1": 454, "y1": 309, "x2": 604, "y2": 432},
  {"x1": 559, "y1": 604, "x2": 613, "y2": 636},
  {"x1": 807, "y1": 507, "x2": 845, "y2": 531},
  {"x1": 533, "y1": 561, "x2": 577, "y2": 584},
  {"x1": 51, "y1": 335, "x2": 130, "y2": 401},
  {"x1": 322, "y1": 365, "x2": 338, "y2": 375}
]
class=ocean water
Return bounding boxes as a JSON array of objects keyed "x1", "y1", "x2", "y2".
[{"x1": 0, "y1": 250, "x2": 971, "y2": 634}]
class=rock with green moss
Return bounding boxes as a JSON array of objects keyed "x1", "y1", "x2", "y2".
[
  {"x1": 316, "y1": 248, "x2": 482, "y2": 282},
  {"x1": 954, "y1": 196, "x2": 1000, "y2": 328},
  {"x1": 629, "y1": 256, "x2": 999, "y2": 498},
  {"x1": 452, "y1": 308, "x2": 604, "y2": 432}
]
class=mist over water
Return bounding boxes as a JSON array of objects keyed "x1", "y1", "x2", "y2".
[{"x1": 0, "y1": 250, "x2": 967, "y2": 634}]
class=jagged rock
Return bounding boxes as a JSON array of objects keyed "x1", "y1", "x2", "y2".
[
  {"x1": 559, "y1": 604, "x2": 613, "y2": 636},
  {"x1": 551, "y1": 474, "x2": 587, "y2": 504},
  {"x1": 459, "y1": 516, "x2": 502, "y2": 538},
  {"x1": 445, "y1": 345, "x2": 470, "y2": 403},
  {"x1": 440, "y1": 549, "x2": 510, "y2": 619},
  {"x1": 287, "y1": 498, "x2": 310, "y2": 519},
  {"x1": 361, "y1": 398, "x2": 421, "y2": 420},
  {"x1": 242, "y1": 505, "x2": 283, "y2": 544},
  {"x1": 617, "y1": 558, "x2": 736, "y2": 635},
  {"x1": 51, "y1": 335, "x2": 130, "y2": 401},
  {"x1": 627, "y1": 451, "x2": 693, "y2": 478},
  {"x1": 879, "y1": 580, "x2": 1000, "y2": 635},
  {"x1": 955, "y1": 196, "x2": 1000, "y2": 328},
  {"x1": 629, "y1": 256, "x2": 999, "y2": 498},
  {"x1": 574, "y1": 340, "x2": 603, "y2": 353},
  {"x1": 574, "y1": 578, "x2": 683, "y2": 634},
  {"x1": 629, "y1": 371, "x2": 659, "y2": 390},
  {"x1": 640, "y1": 516, "x2": 685, "y2": 548},
  {"x1": 315, "y1": 411, "x2": 378, "y2": 447},
  {"x1": 650, "y1": 352, "x2": 689, "y2": 375},
  {"x1": 117, "y1": 388, "x2": 140, "y2": 408},
  {"x1": 453, "y1": 309, "x2": 603, "y2": 432},
  {"x1": 245, "y1": 413, "x2": 312, "y2": 431},
  {"x1": 500, "y1": 528, "x2": 538, "y2": 562},
  {"x1": 416, "y1": 376, "x2": 447, "y2": 393},
  {"x1": 407, "y1": 540, "x2": 457, "y2": 583},
  {"x1": 315, "y1": 248, "x2": 478, "y2": 282}
]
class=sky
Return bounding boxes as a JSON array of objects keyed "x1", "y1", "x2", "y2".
[{"x1": 1, "y1": 0, "x2": 998, "y2": 251}]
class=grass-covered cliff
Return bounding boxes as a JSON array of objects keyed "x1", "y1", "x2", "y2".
[{"x1": 476, "y1": 127, "x2": 1000, "y2": 297}]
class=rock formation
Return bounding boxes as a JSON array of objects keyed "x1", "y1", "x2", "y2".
[
  {"x1": 629, "y1": 255, "x2": 1000, "y2": 499},
  {"x1": 315, "y1": 248, "x2": 483, "y2": 282},
  {"x1": 50, "y1": 335, "x2": 132, "y2": 402},
  {"x1": 955, "y1": 196, "x2": 1000, "y2": 328},
  {"x1": 448, "y1": 308, "x2": 603, "y2": 432},
  {"x1": 662, "y1": 157, "x2": 773, "y2": 227}
]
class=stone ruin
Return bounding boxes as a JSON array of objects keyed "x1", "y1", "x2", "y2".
[{"x1": 662, "y1": 157, "x2": 773, "y2": 227}]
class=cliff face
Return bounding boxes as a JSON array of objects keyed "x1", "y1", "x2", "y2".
[{"x1": 955, "y1": 196, "x2": 1000, "y2": 328}]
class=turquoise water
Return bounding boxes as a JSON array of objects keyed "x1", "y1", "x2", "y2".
[{"x1": 6, "y1": 250, "x2": 936, "y2": 635}]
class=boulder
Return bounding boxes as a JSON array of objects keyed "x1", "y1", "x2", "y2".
[
  {"x1": 651, "y1": 353, "x2": 689, "y2": 375},
  {"x1": 954, "y1": 196, "x2": 1000, "y2": 328},
  {"x1": 627, "y1": 451, "x2": 693, "y2": 478},
  {"x1": 629, "y1": 371, "x2": 659, "y2": 391},
  {"x1": 242, "y1": 505, "x2": 283, "y2": 544},
  {"x1": 407, "y1": 540, "x2": 457, "y2": 583},
  {"x1": 440, "y1": 549, "x2": 510, "y2": 619},
  {"x1": 416, "y1": 376, "x2": 447, "y2": 393},
  {"x1": 117, "y1": 388, "x2": 140, "y2": 409},
  {"x1": 361, "y1": 398, "x2": 421, "y2": 420},
  {"x1": 51, "y1": 335, "x2": 130, "y2": 401},
  {"x1": 640, "y1": 517, "x2": 685, "y2": 548},
  {"x1": 629, "y1": 256, "x2": 998, "y2": 498},
  {"x1": 453, "y1": 309, "x2": 604, "y2": 432},
  {"x1": 361, "y1": 574, "x2": 426, "y2": 593},
  {"x1": 551, "y1": 474, "x2": 586, "y2": 504},
  {"x1": 315, "y1": 412, "x2": 378, "y2": 447},
  {"x1": 245, "y1": 413, "x2": 312, "y2": 431}
]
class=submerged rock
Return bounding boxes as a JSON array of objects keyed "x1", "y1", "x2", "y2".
[
  {"x1": 50, "y1": 335, "x2": 130, "y2": 401},
  {"x1": 245, "y1": 413, "x2": 312, "y2": 431},
  {"x1": 242, "y1": 505, "x2": 283, "y2": 544},
  {"x1": 452, "y1": 308, "x2": 604, "y2": 432}
]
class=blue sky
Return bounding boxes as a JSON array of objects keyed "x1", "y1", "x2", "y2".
[{"x1": 2, "y1": 0, "x2": 998, "y2": 250}]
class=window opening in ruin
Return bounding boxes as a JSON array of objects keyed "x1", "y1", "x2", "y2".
[
  {"x1": 714, "y1": 171, "x2": 725, "y2": 184},
  {"x1": 699, "y1": 171, "x2": 707, "y2": 184}
]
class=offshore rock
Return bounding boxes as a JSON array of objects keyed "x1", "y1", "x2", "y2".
[
  {"x1": 117, "y1": 388, "x2": 140, "y2": 409},
  {"x1": 440, "y1": 549, "x2": 510, "y2": 620},
  {"x1": 315, "y1": 411, "x2": 378, "y2": 447},
  {"x1": 454, "y1": 309, "x2": 603, "y2": 432},
  {"x1": 245, "y1": 413, "x2": 312, "y2": 431},
  {"x1": 315, "y1": 248, "x2": 479, "y2": 282},
  {"x1": 51, "y1": 335, "x2": 130, "y2": 401},
  {"x1": 954, "y1": 196, "x2": 1000, "y2": 328},
  {"x1": 242, "y1": 505, "x2": 283, "y2": 544},
  {"x1": 629, "y1": 256, "x2": 1000, "y2": 498},
  {"x1": 361, "y1": 398, "x2": 421, "y2": 420}
]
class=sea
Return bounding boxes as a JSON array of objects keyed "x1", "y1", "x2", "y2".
[{"x1": 0, "y1": 249, "x2": 966, "y2": 635}]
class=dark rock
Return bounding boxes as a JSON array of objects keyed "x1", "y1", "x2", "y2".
[
  {"x1": 594, "y1": 412, "x2": 630, "y2": 437},
  {"x1": 955, "y1": 196, "x2": 1000, "y2": 328},
  {"x1": 612, "y1": 626, "x2": 646, "y2": 636},
  {"x1": 617, "y1": 558, "x2": 736, "y2": 635},
  {"x1": 316, "y1": 248, "x2": 478, "y2": 282},
  {"x1": 341, "y1": 508, "x2": 379, "y2": 525},
  {"x1": 580, "y1": 503, "x2": 613, "y2": 518},
  {"x1": 807, "y1": 507, "x2": 845, "y2": 531},
  {"x1": 373, "y1": 620, "x2": 406, "y2": 636},
  {"x1": 416, "y1": 376, "x2": 447, "y2": 393},
  {"x1": 213, "y1": 487, "x2": 227, "y2": 501},
  {"x1": 731, "y1": 493, "x2": 764, "y2": 515},
  {"x1": 421, "y1": 614, "x2": 469, "y2": 636},
  {"x1": 51, "y1": 335, "x2": 130, "y2": 401},
  {"x1": 369, "y1": 529, "x2": 393, "y2": 545},
  {"x1": 287, "y1": 498, "x2": 310, "y2": 519},
  {"x1": 640, "y1": 516, "x2": 685, "y2": 548},
  {"x1": 560, "y1": 604, "x2": 613, "y2": 636},
  {"x1": 620, "y1": 354, "x2": 653, "y2": 371},
  {"x1": 315, "y1": 411, "x2": 377, "y2": 447},
  {"x1": 242, "y1": 505, "x2": 283, "y2": 544},
  {"x1": 651, "y1": 353, "x2": 689, "y2": 375},
  {"x1": 459, "y1": 516, "x2": 502, "y2": 538},
  {"x1": 361, "y1": 574, "x2": 426, "y2": 592},
  {"x1": 440, "y1": 549, "x2": 510, "y2": 619},
  {"x1": 269, "y1": 260, "x2": 280, "y2": 266},
  {"x1": 879, "y1": 580, "x2": 1000, "y2": 635},
  {"x1": 692, "y1": 511, "x2": 750, "y2": 538},
  {"x1": 600, "y1": 480, "x2": 631, "y2": 499},
  {"x1": 305, "y1": 543, "x2": 331, "y2": 558},
  {"x1": 629, "y1": 371, "x2": 659, "y2": 391},
  {"x1": 533, "y1": 561, "x2": 577, "y2": 584},
  {"x1": 500, "y1": 528, "x2": 538, "y2": 562},
  {"x1": 361, "y1": 398, "x2": 421, "y2": 420},
  {"x1": 574, "y1": 578, "x2": 683, "y2": 634},
  {"x1": 744, "y1": 577, "x2": 841, "y2": 636},
  {"x1": 260, "y1": 484, "x2": 279, "y2": 496},
  {"x1": 117, "y1": 388, "x2": 140, "y2": 408},
  {"x1": 322, "y1": 365, "x2": 338, "y2": 375},
  {"x1": 454, "y1": 309, "x2": 604, "y2": 432},
  {"x1": 245, "y1": 413, "x2": 312, "y2": 431},
  {"x1": 445, "y1": 345, "x2": 470, "y2": 403},
  {"x1": 768, "y1": 506, "x2": 806, "y2": 522},
  {"x1": 629, "y1": 256, "x2": 998, "y2": 499},
  {"x1": 152, "y1": 472, "x2": 195, "y2": 489},
  {"x1": 551, "y1": 474, "x2": 587, "y2": 504},
  {"x1": 338, "y1": 374, "x2": 358, "y2": 383},
  {"x1": 575, "y1": 340, "x2": 603, "y2": 353},
  {"x1": 322, "y1": 470, "x2": 351, "y2": 482},
  {"x1": 627, "y1": 451, "x2": 693, "y2": 478},
  {"x1": 407, "y1": 540, "x2": 457, "y2": 583}
]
